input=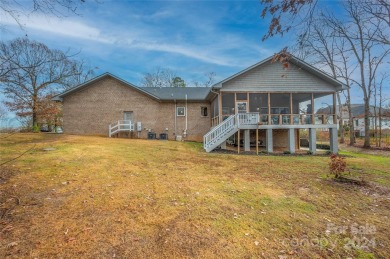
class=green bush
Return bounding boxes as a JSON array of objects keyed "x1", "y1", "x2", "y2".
[{"x1": 32, "y1": 125, "x2": 40, "y2": 133}]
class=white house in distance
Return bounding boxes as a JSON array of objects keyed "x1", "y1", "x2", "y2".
[{"x1": 338, "y1": 104, "x2": 390, "y2": 136}]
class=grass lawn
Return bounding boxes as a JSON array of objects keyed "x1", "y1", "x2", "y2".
[{"x1": 0, "y1": 134, "x2": 389, "y2": 258}]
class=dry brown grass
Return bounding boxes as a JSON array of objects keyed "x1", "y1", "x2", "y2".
[{"x1": 0, "y1": 133, "x2": 389, "y2": 258}]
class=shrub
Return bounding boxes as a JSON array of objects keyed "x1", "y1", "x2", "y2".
[
  {"x1": 32, "y1": 125, "x2": 40, "y2": 133},
  {"x1": 316, "y1": 144, "x2": 330, "y2": 150},
  {"x1": 328, "y1": 154, "x2": 347, "y2": 178},
  {"x1": 307, "y1": 151, "x2": 313, "y2": 155},
  {"x1": 283, "y1": 150, "x2": 291, "y2": 154}
]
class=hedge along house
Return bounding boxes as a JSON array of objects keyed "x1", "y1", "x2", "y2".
[{"x1": 53, "y1": 54, "x2": 346, "y2": 154}]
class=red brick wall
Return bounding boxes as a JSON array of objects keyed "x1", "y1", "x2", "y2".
[{"x1": 62, "y1": 77, "x2": 210, "y2": 141}]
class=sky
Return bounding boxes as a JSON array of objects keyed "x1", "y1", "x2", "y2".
[
  {"x1": 1, "y1": 0, "x2": 289, "y2": 86},
  {"x1": 0, "y1": 0, "x2": 389, "y2": 126}
]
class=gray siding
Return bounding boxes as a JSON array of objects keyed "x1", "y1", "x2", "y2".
[{"x1": 222, "y1": 61, "x2": 336, "y2": 92}]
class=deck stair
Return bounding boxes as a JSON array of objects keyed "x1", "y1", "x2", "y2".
[
  {"x1": 203, "y1": 113, "x2": 260, "y2": 152},
  {"x1": 109, "y1": 120, "x2": 134, "y2": 137},
  {"x1": 203, "y1": 115, "x2": 238, "y2": 152}
]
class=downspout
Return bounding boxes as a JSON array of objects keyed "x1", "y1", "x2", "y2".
[
  {"x1": 174, "y1": 99, "x2": 177, "y2": 137},
  {"x1": 184, "y1": 94, "x2": 188, "y2": 137}
]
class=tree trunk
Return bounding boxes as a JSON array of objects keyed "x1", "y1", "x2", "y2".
[
  {"x1": 32, "y1": 93, "x2": 38, "y2": 132},
  {"x1": 363, "y1": 100, "x2": 370, "y2": 148},
  {"x1": 346, "y1": 90, "x2": 355, "y2": 145},
  {"x1": 379, "y1": 78, "x2": 384, "y2": 147}
]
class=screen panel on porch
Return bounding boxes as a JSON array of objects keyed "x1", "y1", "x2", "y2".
[
  {"x1": 222, "y1": 93, "x2": 234, "y2": 119},
  {"x1": 292, "y1": 93, "x2": 312, "y2": 125},
  {"x1": 270, "y1": 93, "x2": 290, "y2": 125},
  {"x1": 314, "y1": 93, "x2": 335, "y2": 124},
  {"x1": 249, "y1": 93, "x2": 268, "y2": 124}
]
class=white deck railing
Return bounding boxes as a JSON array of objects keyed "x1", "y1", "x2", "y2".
[
  {"x1": 237, "y1": 112, "x2": 259, "y2": 126},
  {"x1": 109, "y1": 120, "x2": 134, "y2": 137},
  {"x1": 204, "y1": 115, "x2": 237, "y2": 152}
]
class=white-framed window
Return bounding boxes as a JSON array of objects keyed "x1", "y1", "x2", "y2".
[
  {"x1": 201, "y1": 107, "x2": 208, "y2": 117},
  {"x1": 177, "y1": 107, "x2": 186, "y2": 116}
]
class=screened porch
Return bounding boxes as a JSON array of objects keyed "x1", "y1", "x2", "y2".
[{"x1": 210, "y1": 92, "x2": 336, "y2": 127}]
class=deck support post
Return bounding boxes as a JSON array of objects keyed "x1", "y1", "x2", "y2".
[
  {"x1": 244, "y1": 130, "x2": 250, "y2": 151},
  {"x1": 237, "y1": 130, "x2": 240, "y2": 154},
  {"x1": 256, "y1": 128, "x2": 259, "y2": 155},
  {"x1": 330, "y1": 127, "x2": 338, "y2": 154},
  {"x1": 266, "y1": 128, "x2": 273, "y2": 153},
  {"x1": 309, "y1": 128, "x2": 316, "y2": 154},
  {"x1": 288, "y1": 128, "x2": 295, "y2": 154}
]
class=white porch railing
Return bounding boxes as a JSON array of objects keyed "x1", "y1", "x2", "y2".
[
  {"x1": 109, "y1": 120, "x2": 134, "y2": 137},
  {"x1": 237, "y1": 112, "x2": 259, "y2": 126},
  {"x1": 204, "y1": 115, "x2": 237, "y2": 152}
]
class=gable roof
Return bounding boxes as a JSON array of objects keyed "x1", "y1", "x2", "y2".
[
  {"x1": 52, "y1": 73, "x2": 160, "y2": 101},
  {"x1": 317, "y1": 104, "x2": 390, "y2": 118},
  {"x1": 341, "y1": 104, "x2": 390, "y2": 118},
  {"x1": 212, "y1": 54, "x2": 347, "y2": 90},
  {"x1": 52, "y1": 73, "x2": 212, "y2": 102}
]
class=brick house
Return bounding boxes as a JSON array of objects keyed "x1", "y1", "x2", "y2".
[{"x1": 53, "y1": 54, "x2": 345, "y2": 154}]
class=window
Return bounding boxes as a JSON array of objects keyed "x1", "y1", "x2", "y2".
[
  {"x1": 201, "y1": 107, "x2": 208, "y2": 117},
  {"x1": 177, "y1": 107, "x2": 185, "y2": 116},
  {"x1": 355, "y1": 119, "x2": 359, "y2": 126}
]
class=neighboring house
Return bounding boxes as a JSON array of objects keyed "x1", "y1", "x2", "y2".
[
  {"x1": 320, "y1": 104, "x2": 390, "y2": 135},
  {"x1": 347, "y1": 105, "x2": 390, "y2": 136},
  {"x1": 53, "y1": 54, "x2": 346, "y2": 154}
]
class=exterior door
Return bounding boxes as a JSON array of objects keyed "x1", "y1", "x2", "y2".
[
  {"x1": 124, "y1": 111, "x2": 133, "y2": 122},
  {"x1": 123, "y1": 111, "x2": 133, "y2": 130},
  {"x1": 236, "y1": 102, "x2": 248, "y2": 114}
]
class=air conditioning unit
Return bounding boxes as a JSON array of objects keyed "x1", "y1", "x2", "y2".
[
  {"x1": 176, "y1": 135, "x2": 182, "y2": 141},
  {"x1": 147, "y1": 132, "x2": 156, "y2": 139}
]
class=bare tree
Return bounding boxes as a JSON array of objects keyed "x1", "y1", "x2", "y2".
[
  {"x1": 361, "y1": 0, "x2": 390, "y2": 45},
  {"x1": 260, "y1": 0, "x2": 389, "y2": 43},
  {"x1": 0, "y1": 37, "x2": 94, "y2": 130},
  {"x1": 377, "y1": 73, "x2": 389, "y2": 146},
  {"x1": 141, "y1": 67, "x2": 185, "y2": 88},
  {"x1": 193, "y1": 72, "x2": 216, "y2": 87},
  {"x1": 297, "y1": 18, "x2": 348, "y2": 143},
  {"x1": 336, "y1": 40, "x2": 357, "y2": 146},
  {"x1": 260, "y1": 0, "x2": 317, "y2": 41},
  {"x1": 0, "y1": 103, "x2": 7, "y2": 119},
  {"x1": 324, "y1": 0, "x2": 390, "y2": 147},
  {"x1": 1, "y1": 0, "x2": 90, "y2": 29}
]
